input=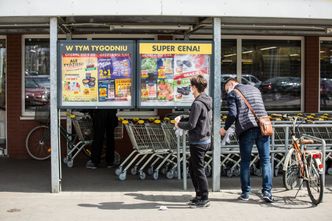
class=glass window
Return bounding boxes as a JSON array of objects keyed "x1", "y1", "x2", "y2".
[
  {"x1": 320, "y1": 41, "x2": 332, "y2": 111},
  {"x1": 24, "y1": 38, "x2": 50, "y2": 112},
  {"x1": 221, "y1": 39, "x2": 236, "y2": 109},
  {"x1": 242, "y1": 40, "x2": 301, "y2": 111},
  {"x1": 0, "y1": 39, "x2": 6, "y2": 110}
]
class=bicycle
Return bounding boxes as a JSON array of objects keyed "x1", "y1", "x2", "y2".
[
  {"x1": 25, "y1": 107, "x2": 92, "y2": 161},
  {"x1": 282, "y1": 115, "x2": 324, "y2": 205}
]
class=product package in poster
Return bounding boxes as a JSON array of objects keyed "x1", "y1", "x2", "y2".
[
  {"x1": 115, "y1": 79, "x2": 131, "y2": 101},
  {"x1": 97, "y1": 54, "x2": 132, "y2": 102},
  {"x1": 157, "y1": 78, "x2": 174, "y2": 102},
  {"x1": 98, "y1": 80, "x2": 115, "y2": 102},
  {"x1": 141, "y1": 55, "x2": 175, "y2": 103},
  {"x1": 62, "y1": 55, "x2": 98, "y2": 102},
  {"x1": 173, "y1": 54, "x2": 210, "y2": 103},
  {"x1": 140, "y1": 56, "x2": 158, "y2": 101}
]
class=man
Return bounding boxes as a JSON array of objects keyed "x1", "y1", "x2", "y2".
[
  {"x1": 86, "y1": 109, "x2": 118, "y2": 169},
  {"x1": 220, "y1": 78, "x2": 273, "y2": 203},
  {"x1": 175, "y1": 75, "x2": 212, "y2": 208}
]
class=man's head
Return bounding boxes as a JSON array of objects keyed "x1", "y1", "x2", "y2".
[
  {"x1": 224, "y1": 78, "x2": 238, "y2": 94},
  {"x1": 190, "y1": 75, "x2": 207, "y2": 96}
]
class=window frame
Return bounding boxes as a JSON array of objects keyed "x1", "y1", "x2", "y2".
[
  {"x1": 319, "y1": 37, "x2": 332, "y2": 113},
  {"x1": 177, "y1": 35, "x2": 304, "y2": 112},
  {"x1": 0, "y1": 35, "x2": 7, "y2": 153}
]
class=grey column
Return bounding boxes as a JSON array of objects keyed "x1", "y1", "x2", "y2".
[
  {"x1": 212, "y1": 17, "x2": 221, "y2": 192},
  {"x1": 50, "y1": 17, "x2": 60, "y2": 193}
]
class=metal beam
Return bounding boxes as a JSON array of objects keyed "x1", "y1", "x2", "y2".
[
  {"x1": 50, "y1": 17, "x2": 60, "y2": 193},
  {"x1": 212, "y1": 17, "x2": 221, "y2": 192}
]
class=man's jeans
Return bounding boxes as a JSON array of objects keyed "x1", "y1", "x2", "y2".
[{"x1": 239, "y1": 127, "x2": 272, "y2": 194}]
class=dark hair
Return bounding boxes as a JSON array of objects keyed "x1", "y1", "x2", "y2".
[
  {"x1": 223, "y1": 78, "x2": 237, "y2": 90},
  {"x1": 190, "y1": 75, "x2": 207, "y2": 93}
]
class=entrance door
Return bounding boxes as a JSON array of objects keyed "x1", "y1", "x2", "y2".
[{"x1": 0, "y1": 39, "x2": 6, "y2": 156}]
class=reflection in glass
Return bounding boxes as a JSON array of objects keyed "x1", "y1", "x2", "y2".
[
  {"x1": 25, "y1": 39, "x2": 50, "y2": 111},
  {"x1": 242, "y1": 40, "x2": 301, "y2": 111},
  {"x1": 221, "y1": 39, "x2": 237, "y2": 109},
  {"x1": 320, "y1": 41, "x2": 332, "y2": 110}
]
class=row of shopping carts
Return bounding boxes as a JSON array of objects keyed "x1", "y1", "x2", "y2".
[
  {"x1": 115, "y1": 117, "x2": 332, "y2": 181},
  {"x1": 115, "y1": 121, "x2": 182, "y2": 181}
]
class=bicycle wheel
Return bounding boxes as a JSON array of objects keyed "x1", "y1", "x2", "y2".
[
  {"x1": 306, "y1": 156, "x2": 324, "y2": 205},
  {"x1": 26, "y1": 125, "x2": 51, "y2": 160},
  {"x1": 283, "y1": 149, "x2": 302, "y2": 190}
]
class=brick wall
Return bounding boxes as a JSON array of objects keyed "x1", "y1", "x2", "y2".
[
  {"x1": 304, "y1": 36, "x2": 320, "y2": 113},
  {"x1": 7, "y1": 34, "x2": 39, "y2": 158}
]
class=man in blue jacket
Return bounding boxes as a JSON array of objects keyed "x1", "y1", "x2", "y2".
[
  {"x1": 220, "y1": 78, "x2": 273, "y2": 203},
  {"x1": 175, "y1": 75, "x2": 212, "y2": 208}
]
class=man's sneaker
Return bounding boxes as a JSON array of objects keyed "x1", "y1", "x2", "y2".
[
  {"x1": 187, "y1": 196, "x2": 201, "y2": 205},
  {"x1": 86, "y1": 160, "x2": 97, "y2": 169},
  {"x1": 194, "y1": 199, "x2": 210, "y2": 208},
  {"x1": 262, "y1": 191, "x2": 273, "y2": 203},
  {"x1": 238, "y1": 192, "x2": 250, "y2": 201}
]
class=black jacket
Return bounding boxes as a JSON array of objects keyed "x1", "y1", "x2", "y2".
[{"x1": 178, "y1": 92, "x2": 212, "y2": 144}]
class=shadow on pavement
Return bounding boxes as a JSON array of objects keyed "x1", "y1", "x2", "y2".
[
  {"x1": 125, "y1": 193, "x2": 192, "y2": 203},
  {"x1": 78, "y1": 202, "x2": 190, "y2": 210}
]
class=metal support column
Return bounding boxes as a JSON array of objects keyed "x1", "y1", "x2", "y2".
[
  {"x1": 50, "y1": 17, "x2": 60, "y2": 193},
  {"x1": 212, "y1": 17, "x2": 221, "y2": 192}
]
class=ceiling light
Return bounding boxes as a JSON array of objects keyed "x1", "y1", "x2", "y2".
[{"x1": 260, "y1": 46, "x2": 277, "y2": 51}]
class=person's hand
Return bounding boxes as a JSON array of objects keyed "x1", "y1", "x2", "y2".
[
  {"x1": 175, "y1": 121, "x2": 179, "y2": 128},
  {"x1": 220, "y1": 128, "x2": 226, "y2": 137},
  {"x1": 174, "y1": 116, "x2": 181, "y2": 128}
]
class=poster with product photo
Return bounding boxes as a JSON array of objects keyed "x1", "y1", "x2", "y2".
[
  {"x1": 138, "y1": 41, "x2": 212, "y2": 108},
  {"x1": 59, "y1": 40, "x2": 135, "y2": 108},
  {"x1": 62, "y1": 54, "x2": 98, "y2": 102}
]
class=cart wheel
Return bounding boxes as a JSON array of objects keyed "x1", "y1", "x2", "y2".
[
  {"x1": 115, "y1": 167, "x2": 122, "y2": 176},
  {"x1": 166, "y1": 170, "x2": 174, "y2": 179},
  {"x1": 233, "y1": 167, "x2": 240, "y2": 177},
  {"x1": 139, "y1": 171, "x2": 146, "y2": 180},
  {"x1": 153, "y1": 171, "x2": 159, "y2": 180},
  {"x1": 130, "y1": 167, "x2": 137, "y2": 175},
  {"x1": 119, "y1": 172, "x2": 126, "y2": 181},
  {"x1": 226, "y1": 169, "x2": 233, "y2": 178},
  {"x1": 67, "y1": 160, "x2": 73, "y2": 168},
  {"x1": 147, "y1": 167, "x2": 154, "y2": 176},
  {"x1": 63, "y1": 157, "x2": 68, "y2": 164}
]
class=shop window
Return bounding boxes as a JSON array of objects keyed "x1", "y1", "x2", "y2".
[
  {"x1": 24, "y1": 38, "x2": 50, "y2": 114},
  {"x1": 242, "y1": 39, "x2": 302, "y2": 111},
  {"x1": 0, "y1": 39, "x2": 6, "y2": 110},
  {"x1": 221, "y1": 39, "x2": 237, "y2": 109},
  {"x1": 320, "y1": 40, "x2": 332, "y2": 111}
]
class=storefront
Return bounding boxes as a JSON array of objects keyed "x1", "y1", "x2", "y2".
[{"x1": 1, "y1": 0, "x2": 332, "y2": 192}]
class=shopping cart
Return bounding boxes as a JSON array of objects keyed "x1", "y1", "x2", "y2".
[
  {"x1": 115, "y1": 121, "x2": 176, "y2": 181},
  {"x1": 63, "y1": 112, "x2": 93, "y2": 167}
]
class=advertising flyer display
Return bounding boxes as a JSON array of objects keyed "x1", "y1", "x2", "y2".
[
  {"x1": 139, "y1": 42, "x2": 212, "y2": 107},
  {"x1": 59, "y1": 40, "x2": 134, "y2": 108}
]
